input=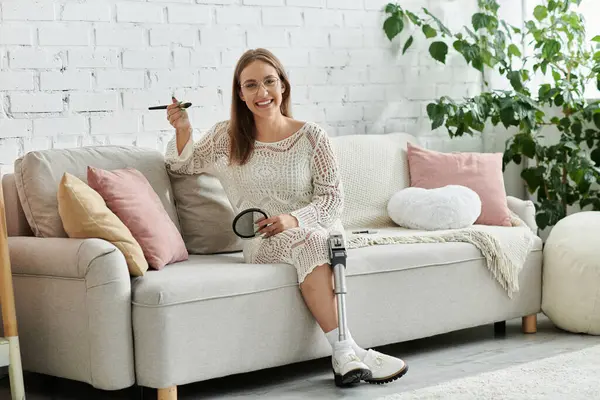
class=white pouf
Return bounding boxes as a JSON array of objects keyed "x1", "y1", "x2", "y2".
[
  {"x1": 542, "y1": 211, "x2": 600, "y2": 335},
  {"x1": 387, "y1": 185, "x2": 481, "y2": 231}
]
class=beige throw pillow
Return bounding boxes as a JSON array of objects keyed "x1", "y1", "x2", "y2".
[{"x1": 57, "y1": 172, "x2": 148, "y2": 276}]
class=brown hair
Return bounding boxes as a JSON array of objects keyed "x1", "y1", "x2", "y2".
[{"x1": 229, "y1": 48, "x2": 292, "y2": 165}]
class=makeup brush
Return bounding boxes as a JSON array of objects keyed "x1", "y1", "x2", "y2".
[{"x1": 148, "y1": 102, "x2": 192, "y2": 110}]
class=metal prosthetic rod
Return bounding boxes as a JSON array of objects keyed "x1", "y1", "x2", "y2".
[{"x1": 328, "y1": 232, "x2": 348, "y2": 342}]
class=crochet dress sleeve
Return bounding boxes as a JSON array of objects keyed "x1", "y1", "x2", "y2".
[
  {"x1": 290, "y1": 131, "x2": 344, "y2": 228},
  {"x1": 164, "y1": 121, "x2": 228, "y2": 175}
]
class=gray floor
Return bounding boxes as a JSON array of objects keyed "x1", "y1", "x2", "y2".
[{"x1": 2, "y1": 313, "x2": 599, "y2": 400}]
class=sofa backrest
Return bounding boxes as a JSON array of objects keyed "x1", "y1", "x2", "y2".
[
  {"x1": 13, "y1": 145, "x2": 180, "y2": 238},
  {"x1": 331, "y1": 132, "x2": 418, "y2": 229},
  {"x1": 5, "y1": 132, "x2": 417, "y2": 242},
  {"x1": 2, "y1": 173, "x2": 33, "y2": 237}
]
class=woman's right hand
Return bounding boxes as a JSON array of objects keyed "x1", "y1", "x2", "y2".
[
  {"x1": 168, "y1": 97, "x2": 192, "y2": 155},
  {"x1": 167, "y1": 97, "x2": 191, "y2": 132}
]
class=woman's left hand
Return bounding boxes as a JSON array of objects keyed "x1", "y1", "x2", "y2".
[{"x1": 256, "y1": 214, "x2": 298, "y2": 238}]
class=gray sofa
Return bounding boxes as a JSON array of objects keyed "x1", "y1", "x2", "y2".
[{"x1": 1, "y1": 132, "x2": 543, "y2": 399}]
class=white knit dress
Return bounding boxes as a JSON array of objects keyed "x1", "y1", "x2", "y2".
[{"x1": 164, "y1": 120, "x2": 345, "y2": 284}]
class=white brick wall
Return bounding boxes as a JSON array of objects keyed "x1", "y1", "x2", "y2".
[{"x1": 0, "y1": 0, "x2": 488, "y2": 174}]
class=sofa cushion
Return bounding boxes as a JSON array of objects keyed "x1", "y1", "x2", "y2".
[
  {"x1": 167, "y1": 170, "x2": 243, "y2": 254},
  {"x1": 14, "y1": 146, "x2": 180, "y2": 238},
  {"x1": 2, "y1": 173, "x2": 32, "y2": 237},
  {"x1": 87, "y1": 166, "x2": 188, "y2": 270},
  {"x1": 387, "y1": 185, "x2": 482, "y2": 230},
  {"x1": 331, "y1": 133, "x2": 417, "y2": 229},
  {"x1": 406, "y1": 142, "x2": 512, "y2": 226},
  {"x1": 132, "y1": 227, "x2": 543, "y2": 307},
  {"x1": 57, "y1": 172, "x2": 148, "y2": 276}
]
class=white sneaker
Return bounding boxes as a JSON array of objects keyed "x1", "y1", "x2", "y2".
[
  {"x1": 362, "y1": 349, "x2": 408, "y2": 384},
  {"x1": 331, "y1": 341, "x2": 372, "y2": 387}
]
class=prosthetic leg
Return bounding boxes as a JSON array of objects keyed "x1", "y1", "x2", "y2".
[
  {"x1": 328, "y1": 232, "x2": 410, "y2": 386},
  {"x1": 328, "y1": 232, "x2": 349, "y2": 342},
  {"x1": 328, "y1": 232, "x2": 372, "y2": 386}
]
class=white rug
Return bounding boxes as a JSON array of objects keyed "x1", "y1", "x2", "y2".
[{"x1": 377, "y1": 345, "x2": 600, "y2": 400}]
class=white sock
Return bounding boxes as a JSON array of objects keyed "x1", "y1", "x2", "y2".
[
  {"x1": 347, "y1": 332, "x2": 368, "y2": 359},
  {"x1": 325, "y1": 328, "x2": 368, "y2": 359}
]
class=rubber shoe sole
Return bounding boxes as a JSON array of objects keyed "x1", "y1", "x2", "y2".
[
  {"x1": 333, "y1": 367, "x2": 372, "y2": 387},
  {"x1": 365, "y1": 363, "x2": 409, "y2": 385}
]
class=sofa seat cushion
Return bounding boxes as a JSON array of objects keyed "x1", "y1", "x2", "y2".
[{"x1": 132, "y1": 227, "x2": 542, "y2": 307}]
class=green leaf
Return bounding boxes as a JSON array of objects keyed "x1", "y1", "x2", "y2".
[
  {"x1": 384, "y1": 3, "x2": 398, "y2": 13},
  {"x1": 423, "y1": 7, "x2": 452, "y2": 36},
  {"x1": 554, "y1": 94, "x2": 564, "y2": 106},
  {"x1": 592, "y1": 148, "x2": 600, "y2": 166},
  {"x1": 521, "y1": 136, "x2": 536, "y2": 158},
  {"x1": 426, "y1": 103, "x2": 436, "y2": 119},
  {"x1": 406, "y1": 10, "x2": 421, "y2": 25},
  {"x1": 453, "y1": 39, "x2": 465, "y2": 53},
  {"x1": 594, "y1": 113, "x2": 600, "y2": 129},
  {"x1": 500, "y1": 106, "x2": 515, "y2": 128},
  {"x1": 507, "y1": 44, "x2": 521, "y2": 57},
  {"x1": 577, "y1": 171, "x2": 595, "y2": 194},
  {"x1": 507, "y1": 71, "x2": 523, "y2": 91},
  {"x1": 552, "y1": 70, "x2": 561, "y2": 81},
  {"x1": 592, "y1": 35, "x2": 600, "y2": 43},
  {"x1": 479, "y1": 0, "x2": 500, "y2": 13},
  {"x1": 535, "y1": 212, "x2": 550, "y2": 230},
  {"x1": 422, "y1": 24, "x2": 437, "y2": 38},
  {"x1": 534, "y1": 5, "x2": 548, "y2": 21},
  {"x1": 542, "y1": 40, "x2": 561, "y2": 59},
  {"x1": 472, "y1": 57, "x2": 484, "y2": 72},
  {"x1": 472, "y1": 13, "x2": 487, "y2": 30},
  {"x1": 402, "y1": 35, "x2": 414, "y2": 54},
  {"x1": 429, "y1": 41, "x2": 449, "y2": 64},
  {"x1": 538, "y1": 83, "x2": 551, "y2": 100},
  {"x1": 512, "y1": 153, "x2": 522, "y2": 164},
  {"x1": 521, "y1": 166, "x2": 544, "y2": 193},
  {"x1": 383, "y1": 15, "x2": 404, "y2": 40}
]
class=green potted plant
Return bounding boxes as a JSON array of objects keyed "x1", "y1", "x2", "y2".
[{"x1": 382, "y1": 0, "x2": 600, "y2": 231}]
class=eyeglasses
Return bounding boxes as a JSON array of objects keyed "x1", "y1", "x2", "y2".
[{"x1": 240, "y1": 77, "x2": 281, "y2": 94}]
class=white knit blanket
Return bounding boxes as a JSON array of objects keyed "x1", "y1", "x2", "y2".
[{"x1": 345, "y1": 214, "x2": 536, "y2": 298}]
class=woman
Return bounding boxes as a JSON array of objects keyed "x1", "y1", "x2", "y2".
[{"x1": 164, "y1": 48, "x2": 407, "y2": 387}]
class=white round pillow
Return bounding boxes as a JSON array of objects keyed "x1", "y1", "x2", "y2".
[{"x1": 387, "y1": 185, "x2": 481, "y2": 230}]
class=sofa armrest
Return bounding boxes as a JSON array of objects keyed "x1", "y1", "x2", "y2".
[
  {"x1": 9, "y1": 236, "x2": 120, "y2": 281},
  {"x1": 507, "y1": 196, "x2": 538, "y2": 234},
  {"x1": 7, "y1": 237, "x2": 135, "y2": 390}
]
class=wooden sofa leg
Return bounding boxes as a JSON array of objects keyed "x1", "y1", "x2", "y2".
[
  {"x1": 522, "y1": 314, "x2": 537, "y2": 334},
  {"x1": 158, "y1": 386, "x2": 177, "y2": 400}
]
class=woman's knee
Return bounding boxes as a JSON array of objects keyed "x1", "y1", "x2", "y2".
[{"x1": 300, "y1": 263, "x2": 331, "y2": 289}]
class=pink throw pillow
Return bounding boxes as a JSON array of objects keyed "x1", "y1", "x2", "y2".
[
  {"x1": 406, "y1": 142, "x2": 511, "y2": 227},
  {"x1": 87, "y1": 166, "x2": 188, "y2": 270}
]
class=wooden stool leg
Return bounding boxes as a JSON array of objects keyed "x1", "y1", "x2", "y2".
[
  {"x1": 522, "y1": 314, "x2": 537, "y2": 334},
  {"x1": 158, "y1": 386, "x2": 177, "y2": 400},
  {"x1": 1, "y1": 182, "x2": 26, "y2": 399}
]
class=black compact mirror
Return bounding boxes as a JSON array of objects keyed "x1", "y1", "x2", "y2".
[{"x1": 232, "y1": 208, "x2": 269, "y2": 239}]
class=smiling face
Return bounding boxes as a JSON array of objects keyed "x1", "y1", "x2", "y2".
[
  {"x1": 238, "y1": 60, "x2": 286, "y2": 118},
  {"x1": 229, "y1": 48, "x2": 293, "y2": 165}
]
